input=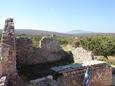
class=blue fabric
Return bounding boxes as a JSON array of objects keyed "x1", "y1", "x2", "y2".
[{"x1": 83, "y1": 67, "x2": 91, "y2": 86}]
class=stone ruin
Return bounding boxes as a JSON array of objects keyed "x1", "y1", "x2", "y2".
[
  {"x1": 51, "y1": 61, "x2": 112, "y2": 86},
  {"x1": 16, "y1": 36, "x2": 67, "y2": 65},
  {"x1": 0, "y1": 18, "x2": 112, "y2": 86},
  {"x1": 72, "y1": 47, "x2": 94, "y2": 63},
  {"x1": 0, "y1": 18, "x2": 69, "y2": 86},
  {"x1": 0, "y1": 18, "x2": 25, "y2": 86}
]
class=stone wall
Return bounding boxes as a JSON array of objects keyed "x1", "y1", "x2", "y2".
[
  {"x1": 72, "y1": 47, "x2": 94, "y2": 63},
  {"x1": 16, "y1": 36, "x2": 67, "y2": 65},
  {"x1": 0, "y1": 18, "x2": 112, "y2": 86},
  {"x1": 39, "y1": 36, "x2": 66, "y2": 62},
  {"x1": 57, "y1": 64, "x2": 112, "y2": 86},
  {"x1": 0, "y1": 18, "x2": 25, "y2": 86},
  {"x1": 29, "y1": 75, "x2": 57, "y2": 86},
  {"x1": 0, "y1": 18, "x2": 17, "y2": 76},
  {"x1": 16, "y1": 37, "x2": 34, "y2": 64},
  {"x1": 39, "y1": 36, "x2": 61, "y2": 51},
  {"x1": 16, "y1": 37, "x2": 66, "y2": 65}
]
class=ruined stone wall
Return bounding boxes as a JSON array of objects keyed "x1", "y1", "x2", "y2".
[
  {"x1": 0, "y1": 18, "x2": 112, "y2": 86},
  {"x1": 0, "y1": 18, "x2": 17, "y2": 76},
  {"x1": 57, "y1": 64, "x2": 112, "y2": 86},
  {"x1": 0, "y1": 18, "x2": 26, "y2": 86},
  {"x1": 29, "y1": 75, "x2": 57, "y2": 86},
  {"x1": 39, "y1": 36, "x2": 66, "y2": 62},
  {"x1": 16, "y1": 37, "x2": 34, "y2": 64},
  {"x1": 0, "y1": 18, "x2": 64, "y2": 86},
  {"x1": 16, "y1": 36, "x2": 67, "y2": 65},
  {"x1": 72, "y1": 47, "x2": 94, "y2": 63},
  {"x1": 39, "y1": 36, "x2": 61, "y2": 52}
]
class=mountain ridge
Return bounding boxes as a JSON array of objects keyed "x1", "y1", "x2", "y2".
[
  {"x1": 67, "y1": 29, "x2": 93, "y2": 34},
  {"x1": 0, "y1": 29, "x2": 70, "y2": 36}
]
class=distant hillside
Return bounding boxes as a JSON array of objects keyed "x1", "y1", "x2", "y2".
[
  {"x1": 0, "y1": 29, "x2": 70, "y2": 36},
  {"x1": 68, "y1": 30, "x2": 115, "y2": 36},
  {"x1": 0, "y1": 29, "x2": 114, "y2": 36},
  {"x1": 68, "y1": 30, "x2": 93, "y2": 34}
]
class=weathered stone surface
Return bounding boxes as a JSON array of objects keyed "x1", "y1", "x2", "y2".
[
  {"x1": 0, "y1": 76, "x2": 6, "y2": 86},
  {"x1": 16, "y1": 36, "x2": 67, "y2": 64},
  {"x1": 0, "y1": 18, "x2": 25, "y2": 86},
  {"x1": 72, "y1": 47, "x2": 94, "y2": 63},
  {"x1": 1, "y1": 18, "x2": 15, "y2": 47},
  {"x1": 16, "y1": 37, "x2": 33, "y2": 64},
  {"x1": 0, "y1": 18, "x2": 16, "y2": 75},
  {"x1": 39, "y1": 37, "x2": 66, "y2": 62},
  {"x1": 0, "y1": 18, "x2": 112, "y2": 86},
  {"x1": 29, "y1": 75, "x2": 57, "y2": 86},
  {"x1": 39, "y1": 36, "x2": 61, "y2": 52},
  {"x1": 57, "y1": 64, "x2": 112, "y2": 86}
]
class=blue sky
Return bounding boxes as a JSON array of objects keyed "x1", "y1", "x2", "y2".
[{"x1": 0, "y1": 0, "x2": 115, "y2": 33}]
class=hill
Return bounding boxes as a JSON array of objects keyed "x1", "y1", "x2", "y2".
[
  {"x1": 0, "y1": 29, "x2": 114, "y2": 36},
  {"x1": 0, "y1": 29, "x2": 70, "y2": 36},
  {"x1": 68, "y1": 29, "x2": 93, "y2": 34}
]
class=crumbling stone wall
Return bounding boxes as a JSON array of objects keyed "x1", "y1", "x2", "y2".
[
  {"x1": 0, "y1": 18, "x2": 25, "y2": 86},
  {"x1": 39, "y1": 36, "x2": 66, "y2": 62},
  {"x1": 29, "y1": 75, "x2": 57, "y2": 86},
  {"x1": 16, "y1": 37, "x2": 34, "y2": 64},
  {"x1": 0, "y1": 18, "x2": 112, "y2": 86},
  {"x1": 0, "y1": 18, "x2": 17, "y2": 77},
  {"x1": 72, "y1": 47, "x2": 94, "y2": 63},
  {"x1": 57, "y1": 64, "x2": 112, "y2": 86},
  {"x1": 39, "y1": 36, "x2": 61, "y2": 51},
  {"x1": 16, "y1": 36, "x2": 67, "y2": 65}
]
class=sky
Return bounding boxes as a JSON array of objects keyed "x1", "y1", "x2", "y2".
[{"x1": 0, "y1": 0, "x2": 115, "y2": 33}]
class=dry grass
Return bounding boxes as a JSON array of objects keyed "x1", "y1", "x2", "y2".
[
  {"x1": 108, "y1": 56, "x2": 115, "y2": 61},
  {"x1": 96, "y1": 56, "x2": 115, "y2": 65},
  {"x1": 62, "y1": 44, "x2": 75, "y2": 51}
]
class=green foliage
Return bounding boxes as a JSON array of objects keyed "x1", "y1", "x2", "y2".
[
  {"x1": 17, "y1": 34, "x2": 115, "y2": 58},
  {"x1": 21, "y1": 34, "x2": 74, "y2": 48},
  {"x1": 30, "y1": 35, "x2": 74, "y2": 47},
  {"x1": 31, "y1": 35, "x2": 42, "y2": 47},
  {"x1": 0, "y1": 34, "x2": 2, "y2": 38},
  {"x1": 72, "y1": 39, "x2": 81, "y2": 48},
  {"x1": 56, "y1": 36, "x2": 73, "y2": 45},
  {"x1": 73, "y1": 35, "x2": 115, "y2": 57}
]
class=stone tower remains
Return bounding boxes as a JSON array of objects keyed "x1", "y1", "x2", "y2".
[
  {"x1": 0, "y1": 18, "x2": 16, "y2": 75},
  {"x1": 0, "y1": 18, "x2": 23, "y2": 86}
]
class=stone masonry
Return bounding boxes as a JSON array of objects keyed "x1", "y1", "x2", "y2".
[
  {"x1": 16, "y1": 36, "x2": 67, "y2": 65},
  {"x1": 0, "y1": 18, "x2": 16, "y2": 75},
  {"x1": 0, "y1": 18, "x2": 25, "y2": 86},
  {"x1": 56, "y1": 63, "x2": 112, "y2": 86},
  {"x1": 0, "y1": 18, "x2": 112, "y2": 86},
  {"x1": 72, "y1": 47, "x2": 94, "y2": 63}
]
